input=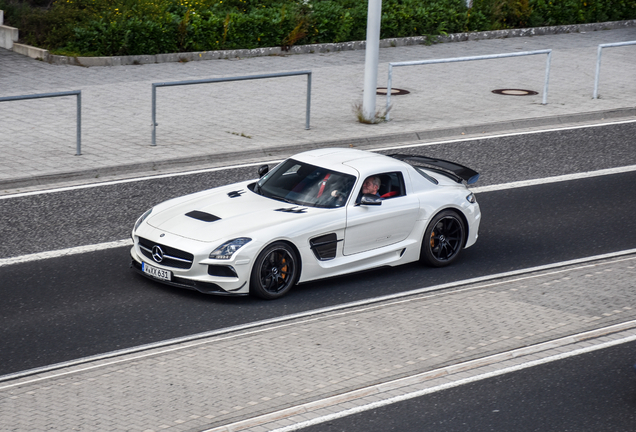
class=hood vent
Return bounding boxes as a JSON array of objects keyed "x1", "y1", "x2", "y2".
[
  {"x1": 275, "y1": 207, "x2": 307, "y2": 214},
  {"x1": 227, "y1": 190, "x2": 245, "y2": 198},
  {"x1": 186, "y1": 210, "x2": 221, "y2": 222}
]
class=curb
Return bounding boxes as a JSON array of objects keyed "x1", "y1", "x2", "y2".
[
  {"x1": 6, "y1": 19, "x2": 635, "y2": 66},
  {"x1": 1, "y1": 107, "x2": 634, "y2": 192}
]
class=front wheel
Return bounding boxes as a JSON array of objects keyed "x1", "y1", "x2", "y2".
[
  {"x1": 420, "y1": 210, "x2": 466, "y2": 267},
  {"x1": 250, "y1": 242, "x2": 300, "y2": 299}
]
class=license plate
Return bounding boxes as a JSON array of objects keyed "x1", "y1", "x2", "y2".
[{"x1": 142, "y1": 262, "x2": 172, "y2": 281}]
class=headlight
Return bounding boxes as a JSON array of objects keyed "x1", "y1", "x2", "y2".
[
  {"x1": 133, "y1": 208, "x2": 153, "y2": 232},
  {"x1": 209, "y1": 238, "x2": 252, "y2": 260},
  {"x1": 466, "y1": 193, "x2": 476, "y2": 204}
]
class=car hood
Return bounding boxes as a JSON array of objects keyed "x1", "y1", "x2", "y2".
[{"x1": 145, "y1": 181, "x2": 320, "y2": 242}]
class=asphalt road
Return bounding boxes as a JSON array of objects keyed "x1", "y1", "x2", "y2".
[
  {"x1": 300, "y1": 341, "x2": 636, "y2": 432},
  {"x1": 1, "y1": 121, "x2": 635, "y2": 376}
]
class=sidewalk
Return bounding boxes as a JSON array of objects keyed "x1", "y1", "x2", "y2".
[
  {"x1": 1, "y1": 25, "x2": 635, "y2": 193},
  {"x1": 1, "y1": 253, "x2": 635, "y2": 431}
]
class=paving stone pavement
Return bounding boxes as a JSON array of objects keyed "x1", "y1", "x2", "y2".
[
  {"x1": 1, "y1": 25, "x2": 635, "y2": 193},
  {"x1": 1, "y1": 253, "x2": 635, "y2": 431}
]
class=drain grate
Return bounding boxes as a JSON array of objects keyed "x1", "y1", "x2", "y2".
[
  {"x1": 492, "y1": 89, "x2": 538, "y2": 96},
  {"x1": 376, "y1": 87, "x2": 410, "y2": 96}
]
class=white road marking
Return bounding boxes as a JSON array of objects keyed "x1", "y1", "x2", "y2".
[
  {"x1": 1, "y1": 118, "x2": 635, "y2": 200},
  {"x1": 0, "y1": 161, "x2": 276, "y2": 200},
  {"x1": 0, "y1": 239, "x2": 132, "y2": 268},
  {"x1": 1, "y1": 250, "x2": 635, "y2": 385},
  {"x1": 2, "y1": 161, "x2": 635, "y2": 268},
  {"x1": 471, "y1": 164, "x2": 636, "y2": 193}
]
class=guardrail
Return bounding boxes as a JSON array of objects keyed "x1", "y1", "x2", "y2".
[
  {"x1": 0, "y1": 90, "x2": 82, "y2": 155},
  {"x1": 151, "y1": 71, "x2": 312, "y2": 146},
  {"x1": 593, "y1": 41, "x2": 636, "y2": 99},
  {"x1": 385, "y1": 49, "x2": 552, "y2": 121}
]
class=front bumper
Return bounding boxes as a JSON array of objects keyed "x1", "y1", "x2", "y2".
[
  {"x1": 130, "y1": 244, "x2": 251, "y2": 296},
  {"x1": 130, "y1": 259, "x2": 246, "y2": 295}
]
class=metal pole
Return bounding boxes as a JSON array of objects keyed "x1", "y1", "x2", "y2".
[
  {"x1": 305, "y1": 72, "x2": 312, "y2": 130},
  {"x1": 593, "y1": 45, "x2": 603, "y2": 99},
  {"x1": 151, "y1": 84, "x2": 157, "y2": 146},
  {"x1": 151, "y1": 71, "x2": 311, "y2": 145},
  {"x1": 362, "y1": 0, "x2": 382, "y2": 122},
  {"x1": 542, "y1": 50, "x2": 552, "y2": 105},
  {"x1": 593, "y1": 41, "x2": 636, "y2": 99},
  {"x1": 386, "y1": 64, "x2": 393, "y2": 121},
  {"x1": 0, "y1": 90, "x2": 82, "y2": 156},
  {"x1": 76, "y1": 91, "x2": 82, "y2": 156}
]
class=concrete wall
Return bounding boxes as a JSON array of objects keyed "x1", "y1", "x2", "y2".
[{"x1": 0, "y1": 10, "x2": 19, "y2": 50}]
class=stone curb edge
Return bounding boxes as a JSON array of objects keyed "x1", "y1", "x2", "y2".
[
  {"x1": 204, "y1": 321, "x2": 636, "y2": 432},
  {"x1": 9, "y1": 19, "x2": 636, "y2": 66},
  {"x1": 2, "y1": 107, "x2": 634, "y2": 192}
]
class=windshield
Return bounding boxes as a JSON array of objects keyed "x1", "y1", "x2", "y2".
[{"x1": 256, "y1": 159, "x2": 356, "y2": 208}]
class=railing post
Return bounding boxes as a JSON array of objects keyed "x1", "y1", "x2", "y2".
[
  {"x1": 306, "y1": 72, "x2": 312, "y2": 130},
  {"x1": 151, "y1": 84, "x2": 157, "y2": 146},
  {"x1": 386, "y1": 50, "x2": 552, "y2": 120},
  {"x1": 0, "y1": 90, "x2": 82, "y2": 156},
  {"x1": 386, "y1": 64, "x2": 394, "y2": 121},
  {"x1": 76, "y1": 91, "x2": 82, "y2": 156},
  {"x1": 542, "y1": 50, "x2": 552, "y2": 105},
  {"x1": 593, "y1": 41, "x2": 636, "y2": 99},
  {"x1": 593, "y1": 44, "x2": 603, "y2": 99},
  {"x1": 151, "y1": 71, "x2": 311, "y2": 145}
]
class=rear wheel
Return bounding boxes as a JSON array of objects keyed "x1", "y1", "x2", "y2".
[
  {"x1": 250, "y1": 242, "x2": 299, "y2": 299},
  {"x1": 420, "y1": 210, "x2": 466, "y2": 267}
]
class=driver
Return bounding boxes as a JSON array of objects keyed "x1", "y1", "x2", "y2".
[{"x1": 361, "y1": 175, "x2": 381, "y2": 196}]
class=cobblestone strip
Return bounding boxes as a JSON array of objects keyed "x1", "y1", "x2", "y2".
[
  {"x1": 0, "y1": 255, "x2": 634, "y2": 431},
  {"x1": 232, "y1": 327, "x2": 636, "y2": 432}
]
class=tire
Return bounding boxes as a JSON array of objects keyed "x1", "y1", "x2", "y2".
[
  {"x1": 249, "y1": 242, "x2": 300, "y2": 299},
  {"x1": 420, "y1": 210, "x2": 466, "y2": 267}
]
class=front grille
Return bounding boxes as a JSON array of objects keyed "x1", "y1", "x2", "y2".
[{"x1": 138, "y1": 237, "x2": 194, "y2": 269}]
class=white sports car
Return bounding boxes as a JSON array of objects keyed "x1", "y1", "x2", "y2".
[{"x1": 130, "y1": 148, "x2": 481, "y2": 299}]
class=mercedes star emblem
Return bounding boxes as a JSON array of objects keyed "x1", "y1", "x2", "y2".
[{"x1": 152, "y1": 245, "x2": 164, "y2": 263}]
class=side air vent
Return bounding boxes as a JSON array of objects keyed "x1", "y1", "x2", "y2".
[
  {"x1": 275, "y1": 207, "x2": 307, "y2": 214},
  {"x1": 186, "y1": 211, "x2": 220, "y2": 222},
  {"x1": 227, "y1": 190, "x2": 245, "y2": 198},
  {"x1": 309, "y1": 233, "x2": 340, "y2": 261},
  {"x1": 208, "y1": 265, "x2": 239, "y2": 278}
]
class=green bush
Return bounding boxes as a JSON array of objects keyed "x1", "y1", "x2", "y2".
[
  {"x1": 470, "y1": 0, "x2": 636, "y2": 30},
  {"x1": 1, "y1": 0, "x2": 635, "y2": 56}
]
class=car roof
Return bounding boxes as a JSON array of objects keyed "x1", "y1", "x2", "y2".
[{"x1": 292, "y1": 148, "x2": 408, "y2": 176}]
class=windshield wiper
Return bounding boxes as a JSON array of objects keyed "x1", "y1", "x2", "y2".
[{"x1": 270, "y1": 195, "x2": 299, "y2": 205}]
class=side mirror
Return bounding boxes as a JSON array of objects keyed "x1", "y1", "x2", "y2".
[
  {"x1": 359, "y1": 194, "x2": 382, "y2": 206},
  {"x1": 258, "y1": 165, "x2": 269, "y2": 178}
]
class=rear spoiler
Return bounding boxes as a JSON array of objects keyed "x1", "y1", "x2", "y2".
[{"x1": 389, "y1": 154, "x2": 480, "y2": 185}]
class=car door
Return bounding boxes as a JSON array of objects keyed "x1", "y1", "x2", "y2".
[{"x1": 343, "y1": 171, "x2": 420, "y2": 256}]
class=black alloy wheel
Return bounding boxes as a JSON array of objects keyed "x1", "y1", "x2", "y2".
[
  {"x1": 420, "y1": 210, "x2": 466, "y2": 267},
  {"x1": 250, "y1": 242, "x2": 299, "y2": 299}
]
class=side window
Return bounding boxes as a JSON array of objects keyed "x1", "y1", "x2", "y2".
[{"x1": 377, "y1": 172, "x2": 406, "y2": 199}]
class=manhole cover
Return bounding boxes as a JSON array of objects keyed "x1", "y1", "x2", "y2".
[
  {"x1": 376, "y1": 87, "x2": 410, "y2": 96},
  {"x1": 492, "y1": 89, "x2": 538, "y2": 96}
]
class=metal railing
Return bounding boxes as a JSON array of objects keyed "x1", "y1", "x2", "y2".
[
  {"x1": 593, "y1": 41, "x2": 636, "y2": 99},
  {"x1": 0, "y1": 90, "x2": 82, "y2": 155},
  {"x1": 386, "y1": 49, "x2": 552, "y2": 121},
  {"x1": 151, "y1": 71, "x2": 312, "y2": 146}
]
